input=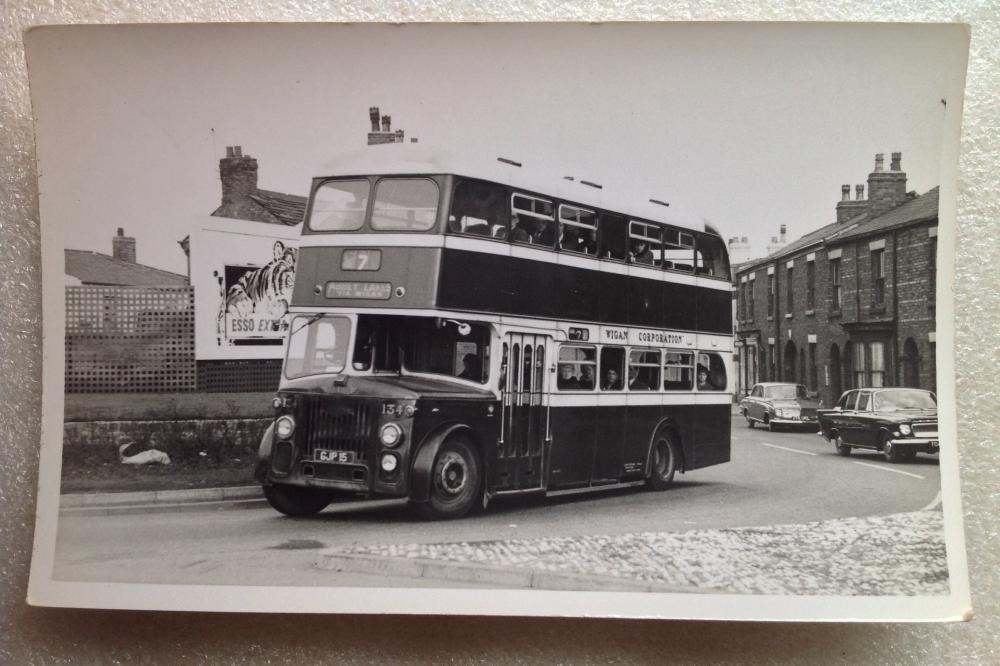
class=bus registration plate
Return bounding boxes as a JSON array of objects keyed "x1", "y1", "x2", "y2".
[
  {"x1": 324, "y1": 281, "x2": 392, "y2": 300},
  {"x1": 315, "y1": 449, "x2": 356, "y2": 464}
]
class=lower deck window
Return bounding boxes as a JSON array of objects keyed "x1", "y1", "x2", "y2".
[
  {"x1": 697, "y1": 352, "x2": 727, "y2": 390},
  {"x1": 663, "y1": 351, "x2": 694, "y2": 390},
  {"x1": 628, "y1": 348, "x2": 661, "y2": 390},
  {"x1": 557, "y1": 344, "x2": 596, "y2": 390}
]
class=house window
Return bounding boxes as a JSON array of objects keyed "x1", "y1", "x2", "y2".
[
  {"x1": 748, "y1": 279, "x2": 755, "y2": 320},
  {"x1": 871, "y1": 249, "x2": 885, "y2": 305},
  {"x1": 852, "y1": 340, "x2": 887, "y2": 388},
  {"x1": 786, "y1": 267, "x2": 794, "y2": 313},
  {"x1": 768, "y1": 343, "x2": 775, "y2": 381},
  {"x1": 767, "y1": 274, "x2": 775, "y2": 316},
  {"x1": 738, "y1": 282, "x2": 746, "y2": 321},
  {"x1": 830, "y1": 258, "x2": 842, "y2": 310},
  {"x1": 929, "y1": 235, "x2": 938, "y2": 306},
  {"x1": 808, "y1": 343, "x2": 818, "y2": 391},
  {"x1": 806, "y1": 262, "x2": 816, "y2": 310}
]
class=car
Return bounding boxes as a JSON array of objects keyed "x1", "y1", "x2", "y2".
[
  {"x1": 740, "y1": 382, "x2": 821, "y2": 431},
  {"x1": 817, "y1": 388, "x2": 938, "y2": 463}
]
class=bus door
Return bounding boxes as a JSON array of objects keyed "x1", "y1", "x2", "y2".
[{"x1": 498, "y1": 333, "x2": 549, "y2": 490}]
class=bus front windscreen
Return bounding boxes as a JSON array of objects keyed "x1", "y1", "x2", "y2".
[{"x1": 284, "y1": 315, "x2": 351, "y2": 378}]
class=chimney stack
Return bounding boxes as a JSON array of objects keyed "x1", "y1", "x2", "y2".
[
  {"x1": 210, "y1": 145, "x2": 277, "y2": 223},
  {"x1": 841, "y1": 184, "x2": 850, "y2": 202},
  {"x1": 369, "y1": 107, "x2": 380, "y2": 132},
  {"x1": 867, "y1": 151, "x2": 908, "y2": 217},
  {"x1": 112, "y1": 227, "x2": 136, "y2": 263},
  {"x1": 856, "y1": 184, "x2": 864, "y2": 200}
]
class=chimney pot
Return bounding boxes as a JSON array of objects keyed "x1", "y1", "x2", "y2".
[
  {"x1": 841, "y1": 184, "x2": 850, "y2": 201},
  {"x1": 856, "y1": 184, "x2": 864, "y2": 200},
  {"x1": 226, "y1": 146, "x2": 234, "y2": 158},
  {"x1": 874, "y1": 153, "x2": 884, "y2": 172},
  {"x1": 890, "y1": 152, "x2": 902, "y2": 171},
  {"x1": 234, "y1": 145, "x2": 242, "y2": 158},
  {"x1": 382, "y1": 115, "x2": 391, "y2": 132},
  {"x1": 369, "y1": 106, "x2": 380, "y2": 132},
  {"x1": 117, "y1": 227, "x2": 124, "y2": 236}
]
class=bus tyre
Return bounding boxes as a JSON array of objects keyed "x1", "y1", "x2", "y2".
[
  {"x1": 263, "y1": 484, "x2": 334, "y2": 517},
  {"x1": 415, "y1": 437, "x2": 482, "y2": 520},
  {"x1": 646, "y1": 430, "x2": 680, "y2": 491}
]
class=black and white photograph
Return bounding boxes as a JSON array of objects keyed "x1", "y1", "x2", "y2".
[{"x1": 26, "y1": 22, "x2": 970, "y2": 620}]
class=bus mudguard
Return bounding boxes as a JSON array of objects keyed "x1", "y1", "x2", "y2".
[
  {"x1": 409, "y1": 423, "x2": 479, "y2": 503},
  {"x1": 254, "y1": 422, "x2": 275, "y2": 484}
]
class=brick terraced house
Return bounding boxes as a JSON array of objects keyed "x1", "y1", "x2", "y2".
[{"x1": 733, "y1": 152, "x2": 938, "y2": 407}]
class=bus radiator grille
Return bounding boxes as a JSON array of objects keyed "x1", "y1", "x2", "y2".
[{"x1": 297, "y1": 396, "x2": 376, "y2": 463}]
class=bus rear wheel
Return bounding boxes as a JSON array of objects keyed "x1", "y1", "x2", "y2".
[
  {"x1": 646, "y1": 430, "x2": 680, "y2": 491},
  {"x1": 414, "y1": 437, "x2": 482, "y2": 520},
  {"x1": 263, "y1": 484, "x2": 334, "y2": 517}
]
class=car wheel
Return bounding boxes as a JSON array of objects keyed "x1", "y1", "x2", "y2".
[
  {"x1": 834, "y1": 434, "x2": 852, "y2": 457},
  {"x1": 646, "y1": 429, "x2": 680, "y2": 491},
  {"x1": 882, "y1": 435, "x2": 903, "y2": 463},
  {"x1": 744, "y1": 410, "x2": 754, "y2": 428},
  {"x1": 263, "y1": 484, "x2": 334, "y2": 517},
  {"x1": 413, "y1": 437, "x2": 482, "y2": 520},
  {"x1": 902, "y1": 448, "x2": 918, "y2": 462}
]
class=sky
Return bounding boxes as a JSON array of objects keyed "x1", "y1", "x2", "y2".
[{"x1": 27, "y1": 23, "x2": 968, "y2": 275}]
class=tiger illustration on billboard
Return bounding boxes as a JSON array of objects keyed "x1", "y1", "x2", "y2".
[{"x1": 220, "y1": 241, "x2": 297, "y2": 336}]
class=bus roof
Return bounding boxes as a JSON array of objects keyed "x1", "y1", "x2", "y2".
[{"x1": 321, "y1": 144, "x2": 713, "y2": 235}]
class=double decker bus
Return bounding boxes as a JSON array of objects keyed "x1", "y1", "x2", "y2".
[{"x1": 255, "y1": 148, "x2": 733, "y2": 519}]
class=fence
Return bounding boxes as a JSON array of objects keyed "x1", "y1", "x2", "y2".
[{"x1": 65, "y1": 286, "x2": 196, "y2": 393}]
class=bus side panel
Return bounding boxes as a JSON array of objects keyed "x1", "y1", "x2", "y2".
[
  {"x1": 599, "y1": 271, "x2": 630, "y2": 326},
  {"x1": 628, "y1": 274, "x2": 662, "y2": 329},
  {"x1": 662, "y1": 282, "x2": 699, "y2": 331},
  {"x1": 621, "y1": 403, "x2": 663, "y2": 480},
  {"x1": 696, "y1": 286, "x2": 733, "y2": 335},
  {"x1": 591, "y1": 402, "x2": 626, "y2": 483},
  {"x1": 438, "y1": 248, "x2": 510, "y2": 313},
  {"x1": 691, "y1": 403, "x2": 732, "y2": 469},
  {"x1": 548, "y1": 405, "x2": 597, "y2": 489},
  {"x1": 556, "y1": 264, "x2": 599, "y2": 322},
  {"x1": 661, "y1": 405, "x2": 697, "y2": 471}
]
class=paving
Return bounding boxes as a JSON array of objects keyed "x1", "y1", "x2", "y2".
[{"x1": 318, "y1": 509, "x2": 948, "y2": 595}]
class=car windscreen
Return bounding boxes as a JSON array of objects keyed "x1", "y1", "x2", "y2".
[
  {"x1": 873, "y1": 389, "x2": 937, "y2": 411},
  {"x1": 764, "y1": 384, "x2": 807, "y2": 400}
]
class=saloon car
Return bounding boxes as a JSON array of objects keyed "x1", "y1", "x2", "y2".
[
  {"x1": 740, "y1": 383, "x2": 821, "y2": 431},
  {"x1": 817, "y1": 388, "x2": 938, "y2": 463}
]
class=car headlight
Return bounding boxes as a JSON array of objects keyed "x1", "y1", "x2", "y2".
[
  {"x1": 379, "y1": 422, "x2": 404, "y2": 447},
  {"x1": 274, "y1": 415, "x2": 295, "y2": 440},
  {"x1": 899, "y1": 423, "x2": 912, "y2": 436}
]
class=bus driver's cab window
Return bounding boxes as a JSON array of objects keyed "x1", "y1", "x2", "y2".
[
  {"x1": 600, "y1": 347, "x2": 625, "y2": 390},
  {"x1": 449, "y1": 179, "x2": 509, "y2": 239}
]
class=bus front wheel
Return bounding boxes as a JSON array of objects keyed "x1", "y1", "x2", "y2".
[
  {"x1": 413, "y1": 437, "x2": 482, "y2": 520},
  {"x1": 646, "y1": 430, "x2": 680, "y2": 491},
  {"x1": 263, "y1": 484, "x2": 334, "y2": 517}
]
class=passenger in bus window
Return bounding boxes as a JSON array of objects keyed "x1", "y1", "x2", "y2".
[
  {"x1": 510, "y1": 215, "x2": 533, "y2": 244},
  {"x1": 696, "y1": 364, "x2": 714, "y2": 390},
  {"x1": 560, "y1": 226, "x2": 582, "y2": 252},
  {"x1": 458, "y1": 354, "x2": 481, "y2": 381},
  {"x1": 557, "y1": 364, "x2": 580, "y2": 390},
  {"x1": 579, "y1": 365, "x2": 596, "y2": 390},
  {"x1": 630, "y1": 239, "x2": 654, "y2": 265},
  {"x1": 580, "y1": 228, "x2": 597, "y2": 255},
  {"x1": 535, "y1": 219, "x2": 556, "y2": 247},
  {"x1": 628, "y1": 366, "x2": 650, "y2": 390},
  {"x1": 601, "y1": 368, "x2": 621, "y2": 391}
]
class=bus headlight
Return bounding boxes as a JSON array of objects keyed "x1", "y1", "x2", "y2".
[
  {"x1": 899, "y1": 423, "x2": 912, "y2": 436},
  {"x1": 275, "y1": 415, "x2": 295, "y2": 440},
  {"x1": 380, "y1": 452, "x2": 399, "y2": 473},
  {"x1": 379, "y1": 423, "x2": 404, "y2": 447}
]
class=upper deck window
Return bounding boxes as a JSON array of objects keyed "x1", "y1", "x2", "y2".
[
  {"x1": 558, "y1": 205, "x2": 598, "y2": 255},
  {"x1": 695, "y1": 234, "x2": 730, "y2": 279},
  {"x1": 510, "y1": 193, "x2": 556, "y2": 247},
  {"x1": 600, "y1": 213, "x2": 628, "y2": 261},
  {"x1": 628, "y1": 221, "x2": 661, "y2": 266},
  {"x1": 662, "y1": 228, "x2": 695, "y2": 272},
  {"x1": 449, "y1": 179, "x2": 508, "y2": 239},
  {"x1": 370, "y1": 178, "x2": 440, "y2": 231},
  {"x1": 308, "y1": 179, "x2": 370, "y2": 231}
]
